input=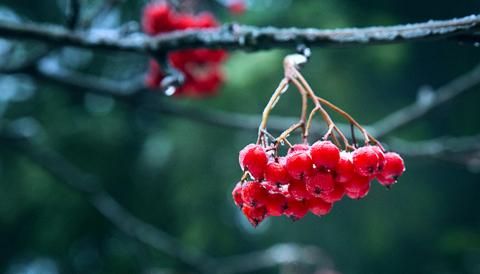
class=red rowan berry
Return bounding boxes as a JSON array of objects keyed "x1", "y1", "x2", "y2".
[
  {"x1": 265, "y1": 192, "x2": 288, "y2": 216},
  {"x1": 345, "y1": 182, "x2": 370, "y2": 199},
  {"x1": 242, "y1": 205, "x2": 267, "y2": 227},
  {"x1": 344, "y1": 174, "x2": 371, "y2": 199},
  {"x1": 264, "y1": 158, "x2": 290, "y2": 185},
  {"x1": 284, "y1": 196, "x2": 309, "y2": 221},
  {"x1": 232, "y1": 182, "x2": 244, "y2": 208},
  {"x1": 285, "y1": 151, "x2": 313, "y2": 180},
  {"x1": 377, "y1": 152, "x2": 405, "y2": 186},
  {"x1": 320, "y1": 182, "x2": 345, "y2": 203},
  {"x1": 287, "y1": 179, "x2": 310, "y2": 201},
  {"x1": 239, "y1": 144, "x2": 268, "y2": 179},
  {"x1": 288, "y1": 144, "x2": 310, "y2": 154},
  {"x1": 334, "y1": 151, "x2": 354, "y2": 183},
  {"x1": 241, "y1": 181, "x2": 268, "y2": 207},
  {"x1": 310, "y1": 140, "x2": 340, "y2": 170},
  {"x1": 305, "y1": 171, "x2": 335, "y2": 197},
  {"x1": 344, "y1": 174, "x2": 371, "y2": 194},
  {"x1": 352, "y1": 146, "x2": 379, "y2": 177},
  {"x1": 227, "y1": 0, "x2": 246, "y2": 15},
  {"x1": 308, "y1": 197, "x2": 333, "y2": 216},
  {"x1": 371, "y1": 146, "x2": 386, "y2": 173}
]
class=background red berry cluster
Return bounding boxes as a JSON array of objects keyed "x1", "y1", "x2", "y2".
[
  {"x1": 233, "y1": 142, "x2": 405, "y2": 227},
  {"x1": 142, "y1": 3, "x2": 228, "y2": 97}
]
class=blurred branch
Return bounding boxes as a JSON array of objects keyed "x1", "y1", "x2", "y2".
[
  {"x1": 372, "y1": 63, "x2": 480, "y2": 138},
  {"x1": 0, "y1": 124, "x2": 337, "y2": 274},
  {"x1": 0, "y1": 129, "x2": 214, "y2": 273},
  {"x1": 80, "y1": 0, "x2": 125, "y2": 29},
  {"x1": 31, "y1": 61, "x2": 329, "y2": 133},
  {"x1": 391, "y1": 134, "x2": 480, "y2": 156},
  {"x1": 391, "y1": 134, "x2": 480, "y2": 171},
  {"x1": 0, "y1": 15, "x2": 479, "y2": 54},
  {"x1": 213, "y1": 243, "x2": 335, "y2": 274}
]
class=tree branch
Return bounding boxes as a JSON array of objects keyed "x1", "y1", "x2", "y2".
[
  {"x1": 372, "y1": 62, "x2": 480, "y2": 138},
  {"x1": 0, "y1": 129, "x2": 214, "y2": 273},
  {"x1": 0, "y1": 14, "x2": 479, "y2": 54}
]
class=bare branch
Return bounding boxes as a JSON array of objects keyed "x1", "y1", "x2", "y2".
[
  {"x1": 0, "y1": 15, "x2": 479, "y2": 54},
  {"x1": 391, "y1": 134, "x2": 480, "y2": 172},
  {"x1": 391, "y1": 134, "x2": 480, "y2": 156},
  {"x1": 372, "y1": 63, "x2": 480, "y2": 138}
]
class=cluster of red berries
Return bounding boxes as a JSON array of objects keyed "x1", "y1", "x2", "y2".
[
  {"x1": 142, "y1": 3, "x2": 228, "y2": 97},
  {"x1": 232, "y1": 141, "x2": 405, "y2": 227}
]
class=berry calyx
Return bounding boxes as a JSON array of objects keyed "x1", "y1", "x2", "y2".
[{"x1": 305, "y1": 171, "x2": 335, "y2": 197}]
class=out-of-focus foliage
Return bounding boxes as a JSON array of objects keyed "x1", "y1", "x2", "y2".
[{"x1": 0, "y1": 0, "x2": 480, "y2": 274}]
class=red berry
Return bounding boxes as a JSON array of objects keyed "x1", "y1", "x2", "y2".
[
  {"x1": 334, "y1": 151, "x2": 354, "y2": 183},
  {"x1": 287, "y1": 179, "x2": 310, "y2": 201},
  {"x1": 308, "y1": 197, "x2": 333, "y2": 216},
  {"x1": 371, "y1": 146, "x2": 386, "y2": 173},
  {"x1": 232, "y1": 182, "x2": 243, "y2": 208},
  {"x1": 377, "y1": 152, "x2": 405, "y2": 186},
  {"x1": 265, "y1": 192, "x2": 287, "y2": 216},
  {"x1": 345, "y1": 182, "x2": 370, "y2": 199},
  {"x1": 284, "y1": 197, "x2": 309, "y2": 221},
  {"x1": 285, "y1": 151, "x2": 313, "y2": 180},
  {"x1": 242, "y1": 205, "x2": 267, "y2": 227},
  {"x1": 305, "y1": 171, "x2": 334, "y2": 197},
  {"x1": 264, "y1": 158, "x2": 290, "y2": 185},
  {"x1": 344, "y1": 174, "x2": 371, "y2": 199},
  {"x1": 352, "y1": 146, "x2": 379, "y2": 177},
  {"x1": 320, "y1": 182, "x2": 345, "y2": 203},
  {"x1": 227, "y1": 0, "x2": 246, "y2": 15},
  {"x1": 241, "y1": 181, "x2": 268, "y2": 207},
  {"x1": 239, "y1": 144, "x2": 268, "y2": 180},
  {"x1": 310, "y1": 141, "x2": 340, "y2": 170},
  {"x1": 288, "y1": 144, "x2": 310, "y2": 154}
]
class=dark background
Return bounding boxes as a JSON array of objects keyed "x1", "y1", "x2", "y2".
[{"x1": 0, "y1": 0, "x2": 479, "y2": 273}]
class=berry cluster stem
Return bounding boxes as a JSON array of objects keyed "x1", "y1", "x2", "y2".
[{"x1": 256, "y1": 52, "x2": 381, "y2": 152}]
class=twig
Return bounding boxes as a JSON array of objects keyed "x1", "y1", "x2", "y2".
[
  {"x1": 372, "y1": 63, "x2": 480, "y2": 138},
  {"x1": 390, "y1": 134, "x2": 480, "y2": 156},
  {"x1": 0, "y1": 15, "x2": 479, "y2": 54}
]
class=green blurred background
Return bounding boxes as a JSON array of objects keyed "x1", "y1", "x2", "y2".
[{"x1": 0, "y1": 0, "x2": 479, "y2": 273}]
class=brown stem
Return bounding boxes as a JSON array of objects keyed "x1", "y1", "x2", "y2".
[
  {"x1": 316, "y1": 96, "x2": 383, "y2": 149},
  {"x1": 257, "y1": 78, "x2": 289, "y2": 144}
]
